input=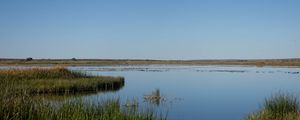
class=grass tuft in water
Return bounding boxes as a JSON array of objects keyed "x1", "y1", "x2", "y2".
[{"x1": 246, "y1": 92, "x2": 300, "y2": 120}]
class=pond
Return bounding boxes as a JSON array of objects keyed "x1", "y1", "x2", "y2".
[{"x1": 66, "y1": 65, "x2": 300, "y2": 120}]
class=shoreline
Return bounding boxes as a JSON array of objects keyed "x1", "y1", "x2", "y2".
[{"x1": 1, "y1": 59, "x2": 300, "y2": 67}]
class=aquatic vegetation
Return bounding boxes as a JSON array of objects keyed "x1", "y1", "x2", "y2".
[
  {"x1": 0, "y1": 66, "x2": 89, "y2": 80},
  {"x1": 0, "y1": 92, "x2": 164, "y2": 120},
  {"x1": 0, "y1": 67, "x2": 165, "y2": 120},
  {"x1": 0, "y1": 67, "x2": 124, "y2": 94},
  {"x1": 143, "y1": 89, "x2": 183, "y2": 107},
  {"x1": 246, "y1": 92, "x2": 300, "y2": 120},
  {"x1": 144, "y1": 89, "x2": 166, "y2": 106}
]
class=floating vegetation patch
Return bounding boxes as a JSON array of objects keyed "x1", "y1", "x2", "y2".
[{"x1": 144, "y1": 89, "x2": 183, "y2": 106}]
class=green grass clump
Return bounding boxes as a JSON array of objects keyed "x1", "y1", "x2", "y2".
[
  {"x1": 264, "y1": 93, "x2": 299, "y2": 116},
  {"x1": 0, "y1": 67, "x2": 124, "y2": 94},
  {"x1": 0, "y1": 66, "x2": 85, "y2": 80},
  {"x1": 246, "y1": 92, "x2": 300, "y2": 120}
]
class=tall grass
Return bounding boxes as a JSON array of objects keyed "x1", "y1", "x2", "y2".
[
  {"x1": 246, "y1": 92, "x2": 300, "y2": 120},
  {"x1": 0, "y1": 66, "x2": 88, "y2": 80},
  {"x1": 0, "y1": 67, "x2": 124, "y2": 94},
  {"x1": 264, "y1": 93, "x2": 299, "y2": 116},
  {"x1": 0, "y1": 67, "x2": 165, "y2": 120},
  {"x1": 0, "y1": 92, "x2": 164, "y2": 120}
]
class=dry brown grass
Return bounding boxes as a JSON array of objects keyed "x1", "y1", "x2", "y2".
[{"x1": 1, "y1": 59, "x2": 300, "y2": 66}]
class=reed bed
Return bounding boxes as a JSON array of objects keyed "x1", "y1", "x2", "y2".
[
  {"x1": 0, "y1": 67, "x2": 124, "y2": 94},
  {"x1": 246, "y1": 92, "x2": 300, "y2": 120},
  {"x1": 0, "y1": 67, "x2": 164, "y2": 120},
  {"x1": 0, "y1": 91, "x2": 163, "y2": 120},
  {"x1": 0, "y1": 66, "x2": 90, "y2": 80}
]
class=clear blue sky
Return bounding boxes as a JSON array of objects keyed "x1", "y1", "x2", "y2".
[{"x1": 0, "y1": 0, "x2": 300, "y2": 59}]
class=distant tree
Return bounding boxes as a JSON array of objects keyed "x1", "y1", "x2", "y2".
[
  {"x1": 26, "y1": 57, "x2": 33, "y2": 61},
  {"x1": 71, "y1": 58, "x2": 77, "y2": 61}
]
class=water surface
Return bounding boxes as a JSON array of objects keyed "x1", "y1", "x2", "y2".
[{"x1": 67, "y1": 65, "x2": 300, "y2": 120}]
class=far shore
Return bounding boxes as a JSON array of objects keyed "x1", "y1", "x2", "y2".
[{"x1": 1, "y1": 58, "x2": 300, "y2": 67}]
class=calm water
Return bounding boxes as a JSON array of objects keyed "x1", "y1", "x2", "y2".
[{"x1": 68, "y1": 65, "x2": 300, "y2": 120}]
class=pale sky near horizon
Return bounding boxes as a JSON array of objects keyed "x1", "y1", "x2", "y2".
[{"x1": 0, "y1": 0, "x2": 300, "y2": 60}]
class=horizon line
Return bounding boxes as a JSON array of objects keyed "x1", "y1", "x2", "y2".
[{"x1": 1, "y1": 57, "x2": 300, "y2": 61}]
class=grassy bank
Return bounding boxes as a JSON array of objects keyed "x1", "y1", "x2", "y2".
[
  {"x1": 0, "y1": 92, "x2": 163, "y2": 120},
  {"x1": 0, "y1": 67, "x2": 164, "y2": 120},
  {"x1": 246, "y1": 93, "x2": 300, "y2": 120},
  {"x1": 1, "y1": 58, "x2": 300, "y2": 66},
  {"x1": 0, "y1": 67, "x2": 124, "y2": 94}
]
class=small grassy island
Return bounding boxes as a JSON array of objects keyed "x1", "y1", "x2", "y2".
[
  {"x1": 0, "y1": 67, "x2": 163, "y2": 120},
  {"x1": 0, "y1": 67, "x2": 125, "y2": 94}
]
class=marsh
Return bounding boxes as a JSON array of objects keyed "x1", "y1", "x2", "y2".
[
  {"x1": 66, "y1": 65, "x2": 300, "y2": 120},
  {"x1": 1, "y1": 65, "x2": 300, "y2": 120}
]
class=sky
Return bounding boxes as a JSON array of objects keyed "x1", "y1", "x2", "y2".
[{"x1": 0, "y1": 0, "x2": 300, "y2": 60}]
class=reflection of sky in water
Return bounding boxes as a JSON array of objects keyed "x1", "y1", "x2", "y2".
[
  {"x1": 68, "y1": 65, "x2": 300, "y2": 120},
  {"x1": 2, "y1": 65, "x2": 300, "y2": 120}
]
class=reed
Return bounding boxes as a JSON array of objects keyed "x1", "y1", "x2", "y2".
[
  {"x1": 0, "y1": 92, "x2": 163, "y2": 120},
  {"x1": 0, "y1": 67, "x2": 124, "y2": 94},
  {"x1": 0, "y1": 67, "x2": 165, "y2": 120},
  {"x1": 246, "y1": 92, "x2": 300, "y2": 120},
  {"x1": 0, "y1": 66, "x2": 88, "y2": 80}
]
